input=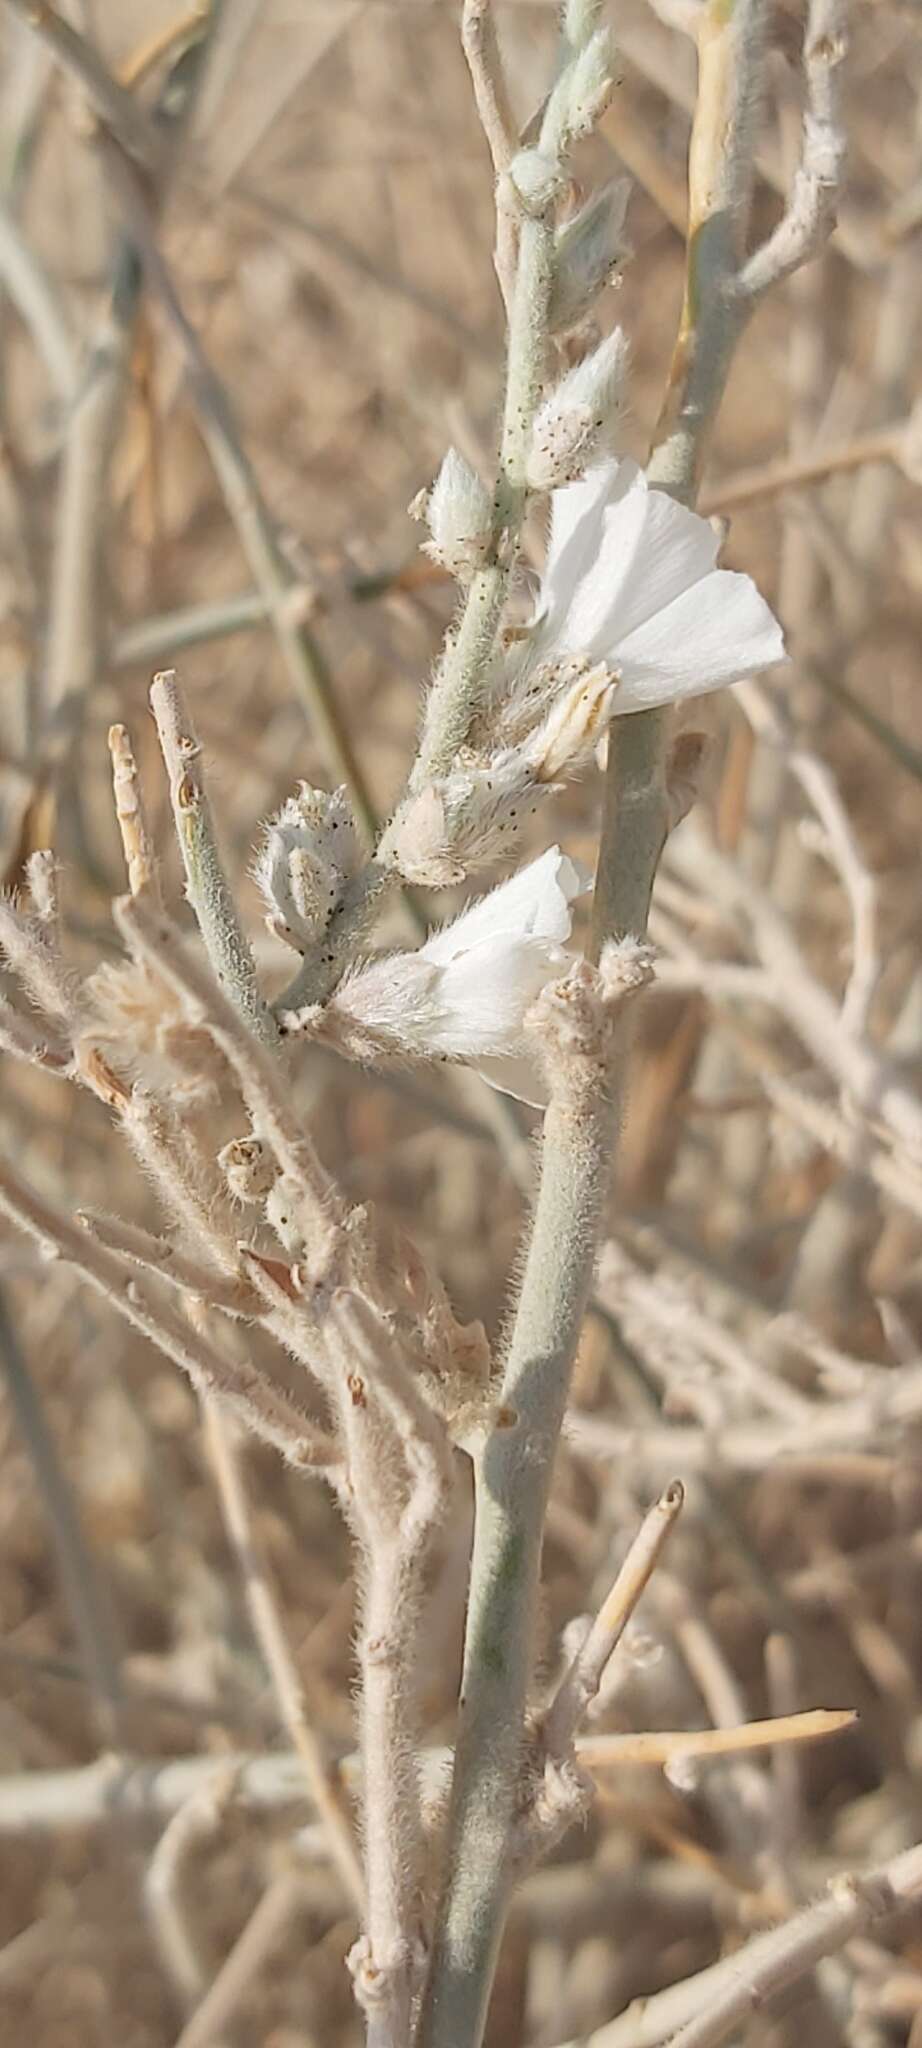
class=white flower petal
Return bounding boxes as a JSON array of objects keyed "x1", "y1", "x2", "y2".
[
  {"x1": 522, "y1": 457, "x2": 785, "y2": 724},
  {"x1": 427, "y1": 935, "x2": 568, "y2": 1054},
  {"x1": 420, "y1": 846, "x2": 587, "y2": 965},
  {"x1": 614, "y1": 568, "x2": 787, "y2": 711},
  {"x1": 548, "y1": 463, "x2": 720, "y2": 660},
  {"x1": 326, "y1": 847, "x2": 590, "y2": 1101},
  {"x1": 595, "y1": 478, "x2": 719, "y2": 641},
  {"x1": 539, "y1": 461, "x2": 619, "y2": 637}
]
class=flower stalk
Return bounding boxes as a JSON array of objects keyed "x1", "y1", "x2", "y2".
[{"x1": 417, "y1": 6, "x2": 846, "y2": 2046}]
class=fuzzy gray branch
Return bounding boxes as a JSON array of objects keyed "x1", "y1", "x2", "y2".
[{"x1": 149, "y1": 670, "x2": 276, "y2": 1047}]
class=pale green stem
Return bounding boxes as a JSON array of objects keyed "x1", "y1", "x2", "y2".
[
  {"x1": 290, "y1": 198, "x2": 555, "y2": 1010},
  {"x1": 406, "y1": 211, "x2": 553, "y2": 792},
  {"x1": 417, "y1": 9, "x2": 772, "y2": 2048},
  {"x1": 149, "y1": 670, "x2": 278, "y2": 1048},
  {"x1": 416, "y1": 1048, "x2": 625, "y2": 2048}
]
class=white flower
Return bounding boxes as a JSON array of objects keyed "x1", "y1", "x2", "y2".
[
  {"x1": 515, "y1": 458, "x2": 785, "y2": 717},
  {"x1": 290, "y1": 848, "x2": 588, "y2": 1106},
  {"x1": 416, "y1": 846, "x2": 587, "y2": 1105}
]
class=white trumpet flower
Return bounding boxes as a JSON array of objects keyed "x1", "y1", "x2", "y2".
[
  {"x1": 287, "y1": 848, "x2": 589, "y2": 1106},
  {"x1": 513, "y1": 458, "x2": 785, "y2": 718}
]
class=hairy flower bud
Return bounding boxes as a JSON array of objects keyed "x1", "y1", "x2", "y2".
[
  {"x1": 524, "y1": 661, "x2": 619, "y2": 778},
  {"x1": 416, "y1": 448, "x2": 494, "y2": 581},
  {"x1": 541, "y1": 26, "x2": 616, "y2": 159},
  {"x1": 550, "y1": 181, "x2": 631, "y2": 334},
  {"x1": 507, "y1": 147, "x2": 567, "y2": 215},
  {"x1": 527, "y1": 329, "x2": 629, "y2": 489},
  {"x1": 563, "y1": 0, "x2": 605, "y2": 41},
  {"x1": 254, "y1": 784, "x2": 360, "y2": 953},
  {"x1": 218, "y1": 1134, "x2": 277, "y2": 1204},
  {"x1": 387, "y1": 752, "x2": 553, "y2": 886}
]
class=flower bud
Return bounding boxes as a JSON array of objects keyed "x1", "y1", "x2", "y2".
[
  {"x1": 254, "y1": 784, "x2": 360, "y2": 952},
  {"x1": 550, "y1": 180, "x2": 631, "y2": 334},
  {"x1": 525, "y1": 661, "x2": 619, "y2": 778},
  {"x1": 540, "y1": 26, "x2": 616, "y2": 159},
  {"x1": 387, "y1": 750, "x2": 552, "y2": 886},
  {"x1": 507, "y1": 148, "x2": 567, "y2": 216},
  {"x1": 418, "y1": 448, "x2": 494, "y2": 581},
  {"x1": 218, "y1": 1134, "x2": 277, "y2": 1203},
  {"x1": 563, "y1": 0, "x2": 606, "y2": 43},
  {"x1": 565, "y1": 25, "x2": 617, "y2": 135},
  {"x1": 527, "y1": 329, "x2": 629, "y2": 489}
]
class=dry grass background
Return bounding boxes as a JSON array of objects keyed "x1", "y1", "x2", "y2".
[{"x1": 1, "y1": 2, "x2": 922, "y2": 2043}]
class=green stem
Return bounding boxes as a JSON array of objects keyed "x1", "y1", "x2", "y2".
[
  {"x1": 417, "y1": 10, "x2": 771, "y2": 2047},
  {"x1": 150, "y1": 671, "x2": 278, "y2": 1048},
  {"x1": 410, "y1": 210, "x2": 553, "y2": 790},
  {"x1": 416, "y1": 1054, "x2": 620, "y2": 2048}
]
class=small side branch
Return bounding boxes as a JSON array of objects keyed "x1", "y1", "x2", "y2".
[
  {"x1": 461, "y1": 0, "x2": 518, "y2": 307},
  {"x1": 149, "y1": 670, "x2": 276, "y2": 1046},
  {"x1": 0, "y1": 1156, "x2": 338, "y2": 1469},
  {"x1": 541, "y1": 1481, "x2": 684, "y2": 1759},
  {"x1": 108, "y1": 722, "x2": 162, "y2": 905},
  {"x1": 737, "y1": 0, "x2": 848, "y2": 301}
]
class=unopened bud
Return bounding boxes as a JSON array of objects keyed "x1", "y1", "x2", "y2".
[
  {"x1": 218, "y1": 1135, "x2": 277, "y2": 1203},
  {"x1": 388, "y1": 751, "x2": 552, "y2": 885},
  {"x1": 541, "y1": 26, "x2": 616, "y2": 159},
  {"x1": 563, "y1": 26, "x2": 617, "y2": 137},
  {"x1": 527, "y1": 329, "x2": 628, "y2": 489},
  {"x1": 508, "y1": 147, "x2": 567, "y2": 216},
  {"x1": 525, "y1": 661, "x2": 619, "y2": 777},
  {"x1": 550, "y1": 181, "x2": 631, "y2": 334},
  {"x1": 254, "y1": 784, "x2": 360, "y2": 953},
  {"x1": 420, "y1": 448, "x2": 494, "y2": 581}
]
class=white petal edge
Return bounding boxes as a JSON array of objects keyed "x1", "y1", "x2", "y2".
[
  {"x1": 420, "y1": 846, "x2": 589, "y2": 965},
  {"x1": 613, "y1": 569, "x2": 787, "y2": 712}
]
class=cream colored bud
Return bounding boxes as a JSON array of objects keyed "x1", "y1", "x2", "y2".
[
  {"x1": 508, "y1": 148, "x2": 566, "y2": 215},
  {"x1": 525, "y1": 663, "x2": 619, "y2": 779},
  {"x1": 550, "y1": 181, "x2": 631, "y2": 334},
  {"x1": 253, "y1": 784, "x2": 360, "y2": 953},
  {"x1": 527, "y1": 330, "x2": 629, "y2": 489},
  {"x1": 422, "y1": 448, "x2": 494, "y2": 581}
]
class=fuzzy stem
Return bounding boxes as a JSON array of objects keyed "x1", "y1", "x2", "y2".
[
  {"x1": 406, "y1": 204, "x2": 553, "y2": 794},
  {"x1": 417, "y1": 10, "x2": 779, "y2": 2047},
  {"x1": 149, "y1": 670, "x2": 277, "y2": 1047},
  {"x1": 0, "y1": 1155, "x2": 336, "y2": 1468},
  {"x1": 330, "y1": 1295, "x2": 453, "y2": 2047},
  {"x1": 291, "y1": 178, "x2": 556, "y2": 1007},
  {"x1": 417, "y1": 1042, "x2": 627, "y2": 2048}
]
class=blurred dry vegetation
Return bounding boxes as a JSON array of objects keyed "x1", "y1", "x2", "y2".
[{"x1": 1, "y1": 2, "x2": 922, "y2": 2044}]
